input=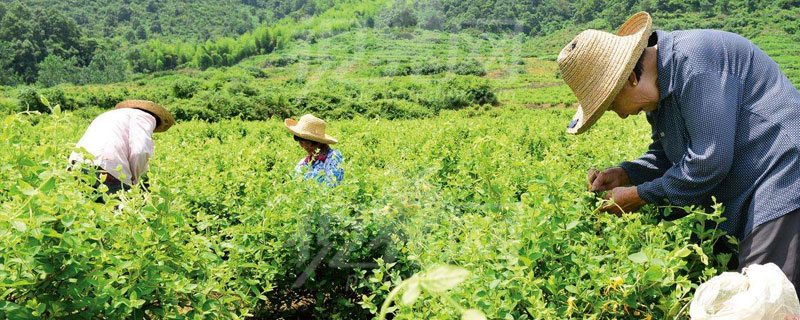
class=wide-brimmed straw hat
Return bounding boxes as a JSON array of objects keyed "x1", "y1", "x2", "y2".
[
  {"x1": 115, "y1": 100, "x2": 175, "y2": 133},
  {"x1": 285, "y1": 114, "x2": 338, "y2": 144},
  {"x1": 558, "y1": 11, "x2": 653, "y2": 135}
]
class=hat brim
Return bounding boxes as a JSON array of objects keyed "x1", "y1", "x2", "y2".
[
  {"x1": 115, "y1": 100, "x2": 175, "y2": 133},
  {"x1": 285, "y1": 118, "x2": 338, "y2": 144},
  {"x1": 566, "y1": 12, "x2": 652, "y2": 135}
]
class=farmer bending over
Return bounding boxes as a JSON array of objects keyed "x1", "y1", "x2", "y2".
[
  {"x1": 558, "y1": 12, "x2": 800, "y2": 292},
  {"x1": 69, "y1": 100, "x2": 174, "y2": 194},
  {"x1": 285, "y1": 114, "x2": 344, "y2": 186}
]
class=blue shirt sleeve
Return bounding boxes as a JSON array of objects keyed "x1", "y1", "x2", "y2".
[
  {"x1": 619, "y1": 115, "x2": 672, "y2": 185},
  {"x1": 637, "y1": 71, "x2": 740, "y2": 205}
]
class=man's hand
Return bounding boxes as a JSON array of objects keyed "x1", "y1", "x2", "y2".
[
  {"x1": 587, "y1": 167, "x2": 632, "y2": 192},
  {"x1": 599, "y1": 186, "x2": 647, "y2": 216}
]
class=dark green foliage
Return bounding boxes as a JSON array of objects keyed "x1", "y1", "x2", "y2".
[
  {"x1": 36, "y1": 50, "x2": 130, "y2": 87},
  {"x1": 404, "y1": 0, "x2": 796, "y2": 36},
  {"x1": 365, "y1": 98, "x2": 434, "y2": 119},
  {"x1": 450, "y1": 59, "x2": 487, "y2": 76},
  {"x1": 15, "y1": 87, "x2": 46, "y2": 112},
  {"x1": 11, "y1": 0, "x2": 337, "y2": 42},
  {"x1": 380, "y1": 59, "x2": 486, "y2": 77},
  {"x1": 376, "y1": 0, "x2": 418, "y2": 28},
  {"x1": 0, "y1": 3, "x2": 89, "y2": 84},
  {"x1": 171, "y1": 78, "x2": 203, "y2": 99},
  {"x1": 420, "y1": 76, "x2": 498, "y2": 112}
]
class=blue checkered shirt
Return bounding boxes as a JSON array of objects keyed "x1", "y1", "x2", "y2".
[{"x1": 620, "y1": 30, "x2": 800, "y2": 240}]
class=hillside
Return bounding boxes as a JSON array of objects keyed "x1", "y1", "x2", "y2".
[{"x1": 1, "y1": 0, "x2": 799, "y2": 86}]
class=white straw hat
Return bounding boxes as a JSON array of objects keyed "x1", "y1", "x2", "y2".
[
  {"x1": 558, "y1": 11, "x2": 653, "y2": 135},
  {"x1": 284, "y1": 114, "x2": 338, "y2": 144},
  {"x1": 115, "y1": 100, "x2": 175, "y2": 133}
]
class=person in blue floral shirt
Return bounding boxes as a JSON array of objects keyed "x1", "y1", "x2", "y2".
[{"x1": 285, "y1": 114, "x2": 344, "y2": 186}]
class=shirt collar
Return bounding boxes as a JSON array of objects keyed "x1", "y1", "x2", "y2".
[{"x1": 655, "y1": 30, "x2": 675, "y2": 102}]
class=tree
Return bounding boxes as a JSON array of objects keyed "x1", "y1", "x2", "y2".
[
  {"x1": 36, "y1": 55, "x2": 81, "y2": 87},
  {"x1": 150, "y1": 22, "x2": 162, "y2": 34},
  {"x1": 0, "y1": 3, "x2": 6, "y2": 21},
  {"x1": 136, "y1": 25, "x2": 148, "y2": 40}
]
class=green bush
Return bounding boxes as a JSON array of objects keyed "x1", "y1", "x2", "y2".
[
  {"x1": 412, "y1": 60, "x2": 447, "y2": 75},
  {"x1": 16, "y1": 87, "x2": 47, "y2": 113},
  {"x1": 244, "y1": 66, "x2": 269, "y2": 79},
  {"x1": 0, "y1": 97, "x2": 20, "y2": 114},
  {"x1": 171, "y1": 78, "x2": 203, "y2": 99},
  {"x1": 366, "y1": 98, "x2": 433, "y2": 119},
  {"x1": 450, "y1": 59, "x2": 487, "y2": 76},
  {"x1": 169, "y1": 101, "x2": 217, "y2": 121},
  {"x1": 420, "y1": 77, "x2": 498, "y2": 112},
  {"x1": 16, "y1": 86, "x2": 77, "y2": 113},
  {"x1": 226, "y1": 81, "x2": 259, "y2": 97},
  {"x1": 380, "y1": 63, "x2": 410, "y2": 77}
]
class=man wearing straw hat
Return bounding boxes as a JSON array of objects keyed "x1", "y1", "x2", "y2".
[
  {"x1": 69, "y1": 100, "x2": 175, "y2": 194},
  {"x1": 285, "y1": 114, "x2": 344, "y2": 186},
  {"x1": 559, "y1": 12, "x2": 800, "y2": 292}
]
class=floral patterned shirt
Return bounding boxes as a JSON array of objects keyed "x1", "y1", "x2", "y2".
[{"x1": 295, "y1": 149, "x2": 344, "y2": 186}]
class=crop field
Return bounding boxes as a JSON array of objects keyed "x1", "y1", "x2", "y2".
[
  {"x1": 3, "y1": 106, "x2": 735, "y2": 319},
  {"x1": 2, "y1": 1, "x2": 800, "y2": 319}
]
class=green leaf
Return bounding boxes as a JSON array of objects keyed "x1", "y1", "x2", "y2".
[
  {"x1": 691, "y1": 244, "x2": 709, "y2": 265},
  {"x1": 628, "y1": 251, "x2": 648, "y2": 264},
  {"x1": 462, "y1": 309, "x2": 487, "y2": 320},
  {"x1": 401, "y1": 281, "x2": 420, "y2": 305},
  {"x1": 644, "y1": 265, "x2": 663, "y2": 281},
  {"x1": 39, "y1": 178, "x2": 56, "y2": 193},
  {"x1": 420, "y1": 264, "x2": 470, "y2": 293},
  {"x1": 11, "y1": 220, "x2": 27, "y2": 232},
  {"x1": 61, "y1": 215, "x2": 75, "y2": 228},
  {"x1": 38, "y1": 94, "x2": 50, "y2": 108},
  {"x1": 18, "y1": 181, "x2": 38, "y2": 196},
  {"x1": 566, "y1": 221, "x2": 579, "y2": 230},
  {"x1": 673, "y1": 247, "x2": 692, "y2": 258}
]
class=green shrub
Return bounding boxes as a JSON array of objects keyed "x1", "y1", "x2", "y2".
[
  {"x1": 366, "y1": 99, "x2": 432, "y2": 119},
  {"x1": 169, "y1": 101, "x2": 217, "y2": 121},
  {"x1": 412, "y1": 60, "x2": 447, "y2": 75},
  {"x1": 450, "y1": 59, "x2": 487, "y2": 76},
  {"x1": 171, "y1": 78, "x2": 203, "y2": 99},
  {"x1": 421, "y1": 77, "x2": 498, "y2": 112},
  {"x1": 16, "y1": 87, "x2": 47, "y2": 113},
  {"x1": 245, "y1": 66, "x2": 269, "y2": 79},
  {"x1": 0, "y1": 97, "x2": 20, "y2": 114},
  {"x1": 226, "y1": 81, "x2": 259, "y2": 97},
  {"x1": 380, "y1": 63, "x2": 410, "y2": 77}
]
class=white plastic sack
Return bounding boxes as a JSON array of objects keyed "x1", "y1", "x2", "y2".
[{"x1": 690, "y1": 263, "x2": 800, "y2": 320}]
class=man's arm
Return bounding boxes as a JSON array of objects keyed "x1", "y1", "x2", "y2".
[{"x1": 619, "y1": 137, "x2": 672, "y2": 185}]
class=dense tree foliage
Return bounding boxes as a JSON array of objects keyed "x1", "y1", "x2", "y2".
[
  {"x1": 9, "y1": 0, "x2": 338, "y2": 41},
  {"x1": 0, "y1": 0, "x2": 383, "y2": 84},
  {"x1": 380, "y1": 0, "x2": 800, "y2": 36},
  {"x1": 0, "y1": 2, "x2": 97, "y2": 84}
]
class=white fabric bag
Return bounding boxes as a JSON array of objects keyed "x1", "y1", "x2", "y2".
[{"x1": 690, "y1": 263, "x2": 800, "y2": 320}]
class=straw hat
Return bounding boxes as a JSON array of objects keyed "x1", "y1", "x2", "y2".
[
  {"x1": 558, "y1": 11, "x2": 653, "y2": 135},
  {"x1": 285, "y1": 114, "x2": 338, "y2": 144},
  {"x1": 115, "y1": 100, "x2": 175, "y2": 133}
]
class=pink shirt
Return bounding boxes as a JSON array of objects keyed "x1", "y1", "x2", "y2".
[{"x1": 68, "y1": 108, "x2": 156, "y2": 185}]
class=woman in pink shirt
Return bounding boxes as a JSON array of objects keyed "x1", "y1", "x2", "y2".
[{"x1": 69, "y1": 100, "x2": 174, "y2": 195}]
